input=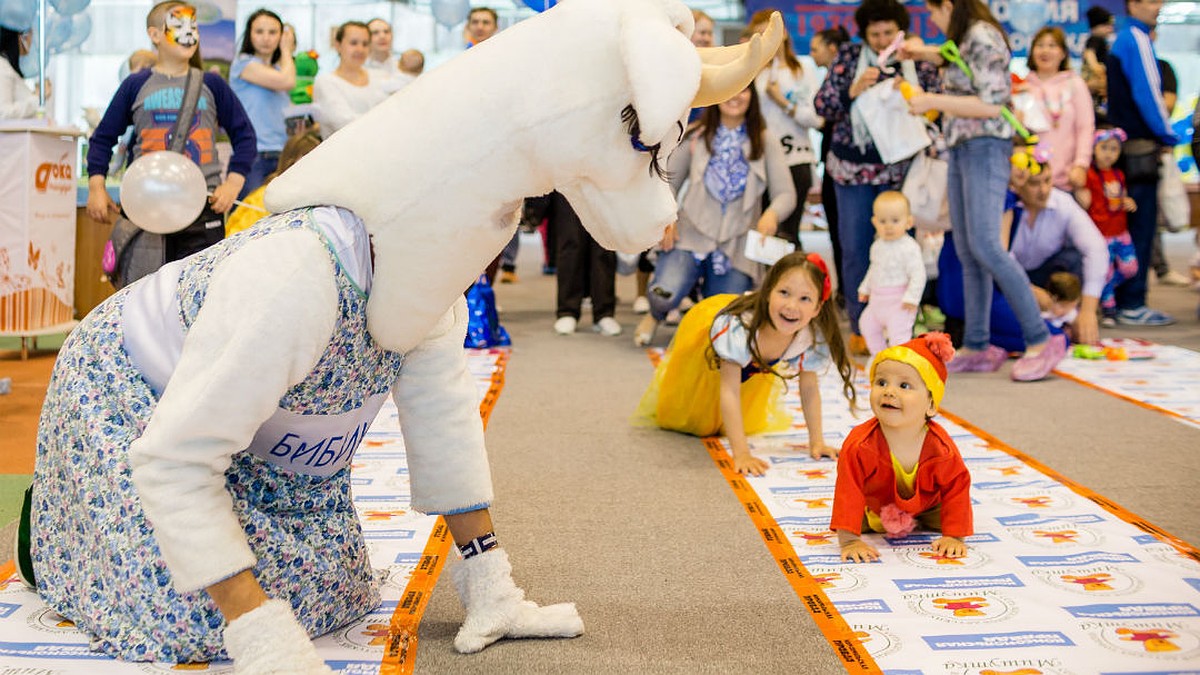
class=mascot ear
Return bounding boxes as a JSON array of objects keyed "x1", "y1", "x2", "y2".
[{"x1": 618, "y1": 5, "x2": 701, "y2": 145}]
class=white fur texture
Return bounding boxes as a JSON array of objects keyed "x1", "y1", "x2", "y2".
[
  {"x1": 265, "y1": 0, "x2": 701, "y2": 353},
  {"x1": 451, "y1": 549, "x2": 584, "y2": 653},
  {"x1": 222, "y1": 599, "x2": 334, "y2": 674}
]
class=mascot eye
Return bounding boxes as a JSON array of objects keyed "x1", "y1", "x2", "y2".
[{"x1": 620, "y1": 105, "x2": 680, "y2": 181}]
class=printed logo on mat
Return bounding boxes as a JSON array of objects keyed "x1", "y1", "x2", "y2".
[
  {"x1": 941, "y1": 659, "x2": 1073, "y2": 675},
  {"x1": 806, "y1": 566, "x2": 869, "y2": 594},
  {"x1": 923, "y1": 631, "x2": 1074, "y2": 650},
  {"x1": 906, "y1": 590, "x2": 1019, "y2": 624},
  {"x1": 1082, "y1": 620, "x2": 1200, "y2": 659},
  {"x1": 1029, "y1": 565, "x2": 1144, "y2": 595},
  {"x1": 1007, "y1": 523, "x2": 1104, "y2": 548},
  {"x1": 894, "y1": 546, "x2": 992, "y2": 570},
  {"x1": 992, "y1": 490, "x2": 1077, "y2": 512},
  {"x1": 849, "y1": 623, "x2": 902, "y2": 658},
  {"x1": 26, "y1": 607, "x2": 77, "y2": 633},
  {"x1": 333, "y1": 609, "x2": 397, "y2": 653}
]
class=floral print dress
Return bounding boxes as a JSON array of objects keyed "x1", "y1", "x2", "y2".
[{"x1": 31, "y1": 207, "x2": 403, "y2": 663}]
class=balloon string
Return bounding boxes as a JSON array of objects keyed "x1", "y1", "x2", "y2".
[{"x1": 208, "y1": 192, "x2": 269, "y2": 213}]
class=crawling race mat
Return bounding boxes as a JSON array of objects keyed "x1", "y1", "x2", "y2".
[
  {"x1": 649, "y1": 349, "x2": 1200, "y2": 673},
  {"x1": 1053, "y1": 340, "x2": 1200, "y2": 430},
  {"x1": 0, "y1": 348, "x2": 509, "y2": 674}
]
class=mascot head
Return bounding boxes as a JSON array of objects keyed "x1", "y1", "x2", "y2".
[{"x1": 265, "y1": 0, "x2": 782, "y2": 352}]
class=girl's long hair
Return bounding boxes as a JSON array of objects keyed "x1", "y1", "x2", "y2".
[
  {"x1": 709, "y1": 252, "x2": 858, "y2": 409},
  {"x1": 747, "y1": 9, "x2": 802, "y2": 75},
  {"x1": 696, "y1": 85, "x2": 765, "y2": 160},
  {"x1": 929, "y1": 0, "x2": 1010, "y2": 50},
  {"x1": 239, "y1": 9, "x2": 284, "y2": 65},
  {"x1": 1, "y1": 27, "x2": 22, "y2": 78}
]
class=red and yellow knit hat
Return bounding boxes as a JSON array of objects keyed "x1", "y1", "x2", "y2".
[{"x1": 869, "y1": 332, "x2": 956, "y2": 408}]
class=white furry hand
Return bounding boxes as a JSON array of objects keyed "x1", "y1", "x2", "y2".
[{"x1": 223, "y1": 599, "x2": 333, "y2": 674}]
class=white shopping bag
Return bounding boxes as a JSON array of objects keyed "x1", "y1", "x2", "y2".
[
  {"x1": 854, "y1": 80, "x2": 931, "y2": 165},
  {"x1": 903, "y1": 152, "x2": 951, "y2": 232}
]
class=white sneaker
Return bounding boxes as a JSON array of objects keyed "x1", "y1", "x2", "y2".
[
  {"x1": 594, "y1": 317, "x2": 622, "y2": 336},
  {"x1": 632, "y1": 296, "x2": 650, "y2": 314},
  {"x1": 664, "y1": 309, "x2": 682, "y2": 326},
  {"x1": 1157, "y1": 270, "x2": 1190, "y2": 287},
  {"x1": 554, "y1": 316, "x2": 577, "y2": 335}
]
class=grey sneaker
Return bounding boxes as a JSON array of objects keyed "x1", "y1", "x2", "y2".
[{"x1": 1116, "y1": 306, "x2": 1174, "y2": 327}]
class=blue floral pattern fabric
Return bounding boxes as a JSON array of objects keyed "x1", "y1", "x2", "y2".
[
  {"x1": 703, "y1": 124, "x2": 749, "y2": 206},
  {"x1": 31, "y1": 208, "x2": 404, "y2": 663}
]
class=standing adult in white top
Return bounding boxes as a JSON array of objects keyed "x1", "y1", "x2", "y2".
[
  {"x1": 365, "y1": 18, "x2": 397, "y2": 79},
  {"x1": 747, "y1": 9, "x2": 822, "y2": 248},
  {"x1": 1, "y1": 27, "x2": 48, "y2": 119},
  {"x1": 313, "y1": 21, "x2": 386, "y2": 139}
]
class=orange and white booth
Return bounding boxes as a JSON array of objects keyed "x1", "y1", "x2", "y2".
[{"x1": 0, "y1": 123, "x2": 83, "y2": 357}]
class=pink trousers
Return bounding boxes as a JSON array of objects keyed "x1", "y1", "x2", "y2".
[{"x1": 860, "y1": 285, "x2": 918, "y2": 355}]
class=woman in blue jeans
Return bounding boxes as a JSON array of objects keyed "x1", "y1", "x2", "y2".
[
  {"x1": 900, "y1": 0, "x2": 1065, "y2": 381},
  {"x1": 813, "y1": 0, "x2": 941, "y2": 351},
  {"x1": 634, "y1": 85, "x2": 795, "y2": 346}
]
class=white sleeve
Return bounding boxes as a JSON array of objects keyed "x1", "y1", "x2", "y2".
[
  {"x1": 129, "y1": 231, "x2": 339, "y2": 592},
  {"x1": 393, "y1": 296, "x2": 494, "y2": 515},
  {"x1": 0, "y1": 62, "x2": 38, "y2": 119},
  {"x1": 859, "y1": 242, "x2": 878, "y2": 297},
  {"x1": 1064, "y1": 197, "x2": 1110, "y2": 299},
  {"x1": 902, "y1": 238, "x2": 927, "y2": 307},
  {"x1": 313, "y1": 74, "x2": 359, "y2": 137}
]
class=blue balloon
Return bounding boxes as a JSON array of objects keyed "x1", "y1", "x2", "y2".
[
  {"x1": 0, "y1": 0, "x2": 36, "y2": 31},
  {"x1": 60, "y1": 11, "x2": 90, "y2": 51},
  {"x1": 46, "y1": 12, "x2": 72, "y2": 52},
  {"x1": 49, "y1": 0, "x2": 88, "y2": 16},
  {"x1": 1007, "y1": 0, "x2": 1047, "y2": 35},
  {"x1": 18, "y1": 47, "x2": 46, "y2": 78},
  {"x1": 430, "y1": 0, "x2": 469, "y2": 28},
  {"x1": 520, "y1": 0, "x2": 556, "y2": 11}
]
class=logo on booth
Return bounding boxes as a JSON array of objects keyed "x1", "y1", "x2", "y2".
[{"x1": 34, "y1": 153, "x2": 74, "y2": 195}]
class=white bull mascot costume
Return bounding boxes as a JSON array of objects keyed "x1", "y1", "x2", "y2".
[{"x1": 22, "y1": 0, "x2": 783, "y2": 670}]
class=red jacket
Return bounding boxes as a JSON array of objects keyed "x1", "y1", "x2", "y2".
[{"x1": 830, "y1": 418, "x2": 973, "y2": 538}]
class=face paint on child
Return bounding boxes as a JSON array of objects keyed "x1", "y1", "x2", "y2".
[{"x1": 164, "y1": 6, "x2": 199, "y2": 48}]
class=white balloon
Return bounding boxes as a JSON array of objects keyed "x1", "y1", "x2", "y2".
[{"x1": 120, "y1": 152, "x2": 208, "y2": 234}]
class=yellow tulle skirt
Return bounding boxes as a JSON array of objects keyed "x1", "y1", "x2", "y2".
[{"x1": 633, "y1": 294, "x2": 792, "y2": 438}]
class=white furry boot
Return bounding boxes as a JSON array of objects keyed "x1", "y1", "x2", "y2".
[{"x1": 450, "y1": 548, "x2": 584, "y2": 653}]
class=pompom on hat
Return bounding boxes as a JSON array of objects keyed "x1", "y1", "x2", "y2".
[{"x1": 870, "y1": 332, "x2": 956, "y2": 409}]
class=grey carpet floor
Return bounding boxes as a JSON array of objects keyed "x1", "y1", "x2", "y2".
[
  {"x1": 412, "y1": 229, "x2": 1200, "y2": 673},
  {"x1": 3, "y1": 230, "x2": 1196, "y2": 673}
]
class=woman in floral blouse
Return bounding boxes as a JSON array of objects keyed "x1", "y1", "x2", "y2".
[
  {"x1": 901, "y1": 0, "x2": 1065, "y2": 381},
  {"x1": 813, "y1": 0, "x2": 940, "y2": 349}
]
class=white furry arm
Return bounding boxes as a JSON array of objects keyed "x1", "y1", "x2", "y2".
[
  {"x1": 393, "y1": 296, "x2": 494, "y2": 514},
  {"x1": 130, "y1": 231, "x2": 339, "y2": 592}
]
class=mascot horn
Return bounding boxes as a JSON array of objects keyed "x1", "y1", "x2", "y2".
[{"x1": 25, "y1": 0, "x2": 784, "y2": 671}]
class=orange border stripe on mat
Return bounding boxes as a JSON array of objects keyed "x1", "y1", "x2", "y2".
[
  {"x1": 704, "y1": 438, "x2": 882, "y2": 673},
  {"x1": 1051, "y1": 368, "x2": 1200, "y2": 428},
  {"x1": 939, "y1": 407, "x2": 1200, "y2": 562},
  {"x1": 380, "y1": 347, "x2": 510, "y2": 673}
]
